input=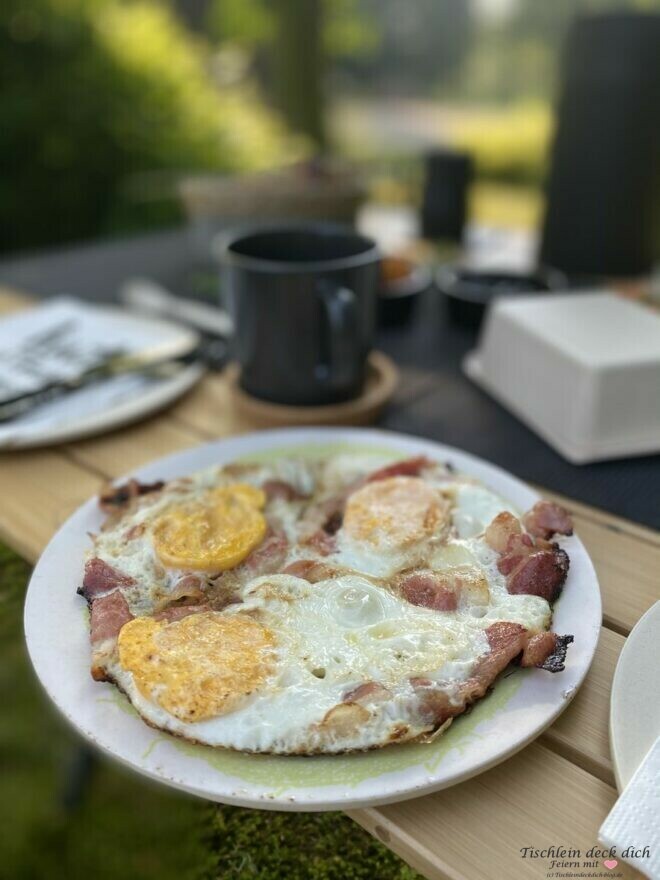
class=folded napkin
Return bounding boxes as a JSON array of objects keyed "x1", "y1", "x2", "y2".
[{"x1": 599, "y1": 736, "x2": 660, "y2": 879}]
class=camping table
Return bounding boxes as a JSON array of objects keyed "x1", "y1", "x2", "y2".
[{"x1": 1, "y1": 286, "x2": 655, "y2": 880}]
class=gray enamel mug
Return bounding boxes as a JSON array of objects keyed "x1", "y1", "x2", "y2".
[{"x1": 218, "y1": 223, "x2": 380, "y2": 406}]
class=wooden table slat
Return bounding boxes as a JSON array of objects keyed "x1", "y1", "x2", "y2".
[
  {"x1": 541, "y1": 485, "x2": 660, "y2": 549},
  {"x1": 541, "y1": 627, "x2": 620, "y2": 786},
  {"x1": 64, "y1": 415, "x2": 202, "y2": 478},
  {"x1": 0, "y1": 450, "x2": 101, "y2": 562},
  {"x1": 573, "y1": 517, "x2": 659, "y2": 635},
  {"x1": 349, "y1": 744, "x2": 643, "y2": 880},
  {"x1": 168, "y1": 376, "x2": 254, "y2": 439}
]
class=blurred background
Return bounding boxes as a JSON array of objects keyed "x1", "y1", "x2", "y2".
[
  {"x1": 2, "y1": 0, "x2": 657, "y2": 256},
  {"x1": 1, "y1": 2, "x2": 659, "y2": 879}
]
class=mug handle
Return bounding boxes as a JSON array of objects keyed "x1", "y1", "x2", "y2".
[{"x1": 316, "y1": 279, "x2": 359, "y2": 389}]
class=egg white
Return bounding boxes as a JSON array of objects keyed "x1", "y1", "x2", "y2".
[
  {"x1": 109, "y1": 573, "x2": 491, "y2": 752},
  {"x1": 94, "y1": 452, "x2": 556, "y2": 754},
  {"x1": 449, "y1": 481, "x2": 517, "y2": 539}
]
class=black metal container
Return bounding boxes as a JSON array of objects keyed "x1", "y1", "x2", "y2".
[
  {"x1": 421, "y1": 149, "x2": 473, "y2": 243},
  {"x1": 436, "y1": 266, "x2": 566, "y2": 330},
  {"x1": 541, "y1": 12, "x2": 660, "y2": 278}
]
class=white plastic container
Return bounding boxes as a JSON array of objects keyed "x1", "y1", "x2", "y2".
[{"x1": 463, "y1": 291, "x2": 660, "y2": 464}]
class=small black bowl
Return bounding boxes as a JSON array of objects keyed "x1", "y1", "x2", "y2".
[
  {"x1": 436, "y1": 266, "x2": 566, "y2": 329},
  {"x1": 377, "y1": 258, "x2": 432, "y2": 328}
]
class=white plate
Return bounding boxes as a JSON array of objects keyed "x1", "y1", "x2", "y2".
[
  {"x1": 610, "y1": 601, "x2": 660, "y2": 791},
  {"x1": 0, "y1": 302, "x2": 204, "y2": 449},
  {"x1": 24, "y1": 428, "x2": 602, "y2": 810}
]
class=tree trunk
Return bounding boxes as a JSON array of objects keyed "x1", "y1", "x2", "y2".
[{"x1": 273, "y1": 0, "x2": 326, "y2": 148}]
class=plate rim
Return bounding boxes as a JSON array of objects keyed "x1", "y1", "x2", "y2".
[
  {"x1": 24, "y1": 426, "x2": 602, "y2": 810},
  {"x1": 609, "y1": 600, "x2": 660, "y2": 792},
  {"x1": 0, "y1": 302, "x2": 204, "y2": 450}
]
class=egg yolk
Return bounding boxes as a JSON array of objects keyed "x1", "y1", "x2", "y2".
[
  {"x1": 152, "y1": 484, "x2": 266, "y2": 571},
  {"x1": 117, "y1": 612, "x2": 276, "y2": 722},
  {"x1": 343, "y1": 476, "x2": 447, "y2": 549}
]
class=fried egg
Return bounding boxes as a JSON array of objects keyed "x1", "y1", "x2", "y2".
[
  {"x1": 85, "y1": 451, "x2": 564, "y2": 754},
  {"x1": 109, "y1": 573, "x2": 486, "y2": 752},
  {"x1": 334, "y1": 476, "x2": 450, "y2": 577},
  {"x1": 91, "y1": 466, "x2": 312, "y2": 614},
  {"x1": 108, "y1": 553, "x2": 550, "y2": 752},
  {"x1": 117, "y1": 612, "x2": 276, "y2": 722}
]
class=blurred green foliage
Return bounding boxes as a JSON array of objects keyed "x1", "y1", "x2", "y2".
[
  {"x1": 208, "y1": 0, "x2": 378, "y2": 59},
  {"x1": 0, "y1": 0, "x2": 300, "y2": 254},
  {"x1": 204, "y1": 806, "x2": 420, "y2": 880},
  {"x1": 449, "y1": 101, "x2": 552, "y2": 187},
  {"x1": 0, "y1": 540, "x2": 211, "y2": 879}
]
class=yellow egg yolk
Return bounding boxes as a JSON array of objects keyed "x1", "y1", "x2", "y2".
[
  {"x1": 117, "y1": 612, "x2": 276, "y2": 722},
  {"x1": 343, "y1": 476, "x2": 448, "y2": 550},
  {"x1": 152, "y1": 483, "x2": 266, "y2": 571}
]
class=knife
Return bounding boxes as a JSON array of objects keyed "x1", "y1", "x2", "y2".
[{"x1": 0, "y1": 337, "x2": 227, "y2": 424}]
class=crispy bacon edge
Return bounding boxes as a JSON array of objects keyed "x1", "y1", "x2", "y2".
[{"x1": 99, "y1": 478, "x2": 164, "y2": 513}]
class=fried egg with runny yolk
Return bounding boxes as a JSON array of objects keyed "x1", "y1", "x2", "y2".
[
  {"x1": 117, "y1": 612, "x2": 276, "y2": 722},
  {"x1": 152, "y1": 484, "x2": 266, "y2": 572}
]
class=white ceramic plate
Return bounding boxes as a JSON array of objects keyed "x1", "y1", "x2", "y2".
[
  {"x1": 24, "y1": 428, "x2": 601, "y2": 810},
  {"x1": 610, "y1": 601, "x2": 660, "y2": 791},
  {"x1": 0, "y1": 303, "x2": 204, "y2": 450}
]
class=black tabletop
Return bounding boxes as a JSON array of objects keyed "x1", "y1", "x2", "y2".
[{"x1": 378, "y1": 290, "x2": 660, "y2": 530}]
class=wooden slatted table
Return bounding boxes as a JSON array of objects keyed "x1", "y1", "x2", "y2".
[{"x1": 1, "y1": 288, "x2": 656, "y2": 880}]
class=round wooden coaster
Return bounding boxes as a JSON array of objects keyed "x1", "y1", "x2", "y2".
[{"x1": 226, "y1": 351, "x2": 399, "y2": 427}]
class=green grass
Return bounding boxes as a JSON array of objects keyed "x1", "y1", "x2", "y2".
[{"x1": 0, "y1": 542, "x2": 420, "y2": 880}]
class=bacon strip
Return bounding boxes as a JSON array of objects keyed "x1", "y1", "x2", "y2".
[
  {"x1": 532, "y1": 634, "x2": 573, "y2": 673},
  {"x1": 303, "y1": 529, "x2": 337, "y2": 557},
  {"x1": 99, "y1": 478, "x2": 164, "y2": 513},
  {"x1": 400, "y1": 571, "x2": 458, "y2": 611},
  {"x1": 366, "y1": 456, "x2": 433, "y2": 483},
  {"x1": 262, "y1": 479, "x2": 306, "y2": 502},
  {"x1": 79, "y1": 557, "x2": 136, "y2": 600},
  {"x1": 172, "y1": 574, "x2": 205, "y2": 599},
  {"x1": 90, "y1": 590, "x2": 133, "y2": 646},
  {"x1": 241, "y1": 530, "x2": 288, "y2": 576},
  {"x1": 282, "y1": 559, "x2": 335, "y2": 582},
  {"x1": 411, "y1": 621, "x2": 572, "y2": 730},
  {"x1": 523, "y1": 501, "x2": 573, "y2": 540},
  {"x1": 496, "y1": 533, "x2": 535, "y2": 575},
  {"x1": 343, "y1": 681, "x2": 391, "y2": 703},
  {"x1": 154, "y1": 603, "x2": 212, "y2": 623},
  {"x1": 484, "y1": 511, "x2": 522, "y2": 554},
  {"x1": 519, "y1": 631, "x2": 574, "y2": 672},
  {"x1": 411, "y1": 679, "x2": 457, "y2": 725},
  {"x1": 485, "y1": 501, "x2": 572, "y2": 604},
  {"x1": 300, "y1": 477, "x2": 357, "y2": 550},
  {"x1": 507, "y1": 547, "x2": 569, "y2": 603}
]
